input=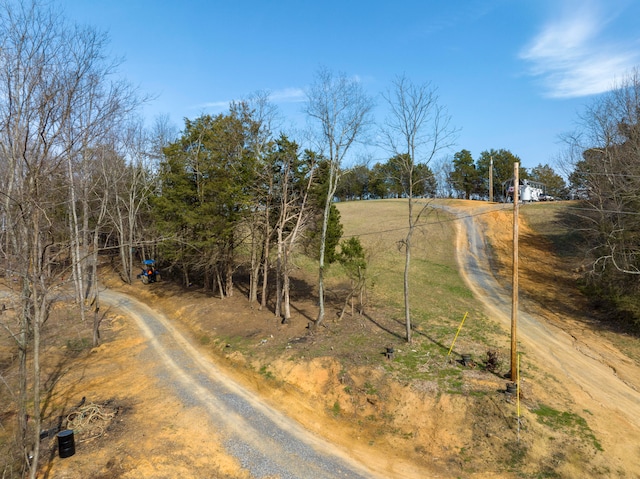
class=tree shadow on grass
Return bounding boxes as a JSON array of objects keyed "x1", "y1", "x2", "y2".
[{"x1": 360, "y1": 311, "x2": 452, "y2": 355}]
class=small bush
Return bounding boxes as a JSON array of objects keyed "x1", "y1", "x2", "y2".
[{"x1": 66, "y1": 337, "x2": 91, "y2": 352}]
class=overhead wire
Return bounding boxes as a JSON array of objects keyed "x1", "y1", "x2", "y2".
[
  {"x1": 339, "y1": 201, "x2": 514, "y2": 239},
  {"x1": 340, "y1": 198, "x2": 640, "y2": 241}
]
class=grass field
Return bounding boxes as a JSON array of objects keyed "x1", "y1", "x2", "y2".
[{"x1": 333, "y1": 199, "x2": 507, "y2": 381}]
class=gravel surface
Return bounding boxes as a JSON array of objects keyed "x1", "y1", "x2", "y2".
[{"x1": 100, "y1": 290, "x2": 378, "y2": 479}]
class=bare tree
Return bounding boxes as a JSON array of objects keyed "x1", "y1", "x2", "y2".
[
  {"x1": 0, "y1": 1, "x2": 140, "y2": 475},
  {"x1": 0, "y1": 4, "x2": 79, "y2": 474},
  {"x1": 242, "y1": 92, "x2": 280, "y2": 307},
  {"x1": 104, "y1": 120, "x2": 156, "y2": 286},
  {"x1": 433, "y1": 154, "x2": 455, "y2": 198},
  {"x1": 62, "y1": 24, "x2": 138, "y2": 309},
  {"x1": 270, "y1": 138, "x2": 317, "y2": 322},
  {"x1": 149, "y1": 113, "x2": 178, "y2": 165},
  {"x1": 566, "y1": 69, "x2": 640, "y2": 278},
  {"x1": 381, "y1": 75, "x2": 457, "y2": 343},
  {"x1": 305, "y1": 67, "x2": 374, "y2": 328}
]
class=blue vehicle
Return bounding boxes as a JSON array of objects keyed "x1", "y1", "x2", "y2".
[{"x1": 138, "y1": 259, "x2": 161, "y2": 284}]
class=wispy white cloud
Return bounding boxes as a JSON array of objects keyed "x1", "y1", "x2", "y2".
[
  {"x1": 420, "y1": 0, "x2": 500, "y2": 36},
  {"x1": 269, "y1": 87, "x2": 306, "y2": 103},
  {"x1": 520, "y1": 0, "x2": 639, "y2": 98},
  {"x1": 197, "y1": 87, "x2": 306, "y2": 112},
  {"x1": 197, "y1": 100, "x2": 229, "y2": 110}
]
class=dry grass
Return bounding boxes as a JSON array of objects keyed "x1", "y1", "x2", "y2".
[
  {"x1": 337, "y1": 198, "x2": 479, "y2": 319},
  {"x1": 331, "y1": 199, "x2": 507, "y2": 373}
]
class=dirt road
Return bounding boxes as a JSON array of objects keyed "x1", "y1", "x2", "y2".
[
  {"x1": 448, "y1": 202, "x2": 640, "y2": 472},
  {"x1": 99, "y1": 290, "x2": 382, "y2": 479}
]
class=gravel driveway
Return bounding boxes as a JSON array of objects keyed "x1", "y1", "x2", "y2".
[{"x1": 100, "y1": 290, "x2": 379, "y2": 479}]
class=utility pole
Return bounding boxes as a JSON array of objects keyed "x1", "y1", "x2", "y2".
[
  {"x1": 511, "y1": 162, "x2": 519, "y2": 381},
  {"x1": 489, "y1": 155, "x2": 494, "y2": 202}
]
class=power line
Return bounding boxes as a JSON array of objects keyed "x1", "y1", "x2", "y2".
[
  {"x1": 340, "y1": 197, "x2": 640, "y2": 242},
  {"x1": 340, "y1": 201, "x2": 513, "y2": 238},
  {"x1": 572, "y1": 171, "x2": 640, "y2": 179},
  {"x1": 565, "y1": 206, "x2": 640, "y2": 216}
]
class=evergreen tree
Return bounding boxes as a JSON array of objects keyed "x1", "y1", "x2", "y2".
[
  {"x1": 449, "y1": 149, "x2": 479, "y2": 199},
  {"x1": 529, "y1": 163, "x2": 568, "y2": 199},
  {"x1": 476, "y1": 149, "x2": 527, "y2": 200},
  {"x1": 154, "y1": 110, "x2": 259, "y2": 293},
  {"x1": 305, "y1": 158, "x2": 344, "y2": 264}
]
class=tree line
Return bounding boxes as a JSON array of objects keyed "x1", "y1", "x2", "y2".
[
  {"x1": 0, "y1": 2, "x2": 153, "y2": 475},
  {"x1": 563, "y1": 69, "x2": 640, "y2": 328},
  {"x1": 337, "y1": 150, "x2": 570, "y2": 202}
]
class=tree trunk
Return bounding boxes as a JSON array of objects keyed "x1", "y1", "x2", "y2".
[
  {"x1": 216, "y1": 269, "x2": 224, "y2": 300},
  {"x1": 67, "y1": 156, "x2": 85, "y2": 310},
  {"x1": 281, "y1": 235, "x2": 292, "y2": 323},
  {"x1": 403, "y1": 231, "x2": 413, "y2": 343},
  {"x1": 91, "y1": 223, "x2": 103, "y2": 346},
  {"x1": 225, "y1": 257, "x2": 233, "y2": 298},
  {"x1": 248, "y1": 212, "x2": 261, "y2": 304},
  {"x1": 315, "y1": 176, "x2": 332, "y2": 328},
  {"x1": 17, "y1": 291, "x2": 28, "y2": 474},
  {"x1": 282, "y1": 265, "x2": 291, "y2": 322},
  {"x1": 259, "y1": 246, "x2": 269, "y2": 311},
  {"x1": 81, "y1": 179, "x2": 91, "y2": 300},
  {"x1": 27, "y1": 209, "x2": 46, "y2": 479},
  {"x1": 275, "y1": 228, "x2": 283, "y2": 319},
  {"x1": 29, "y1": 296, "x2": 42, "y2": 479}
]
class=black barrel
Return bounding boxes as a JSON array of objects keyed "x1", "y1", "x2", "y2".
[{"x1": 57, "y1": 429, "x2": 75, "y2": 458}]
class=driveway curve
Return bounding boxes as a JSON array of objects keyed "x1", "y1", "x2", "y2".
[{"x1": 100, "y1": 290, "x2": 380, "y2": 479}]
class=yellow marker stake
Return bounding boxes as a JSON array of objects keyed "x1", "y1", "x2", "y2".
[
  {"x1": 517, "y1": 353, "x2": 521, "y2": 417},
  {"x1": 447, "y1": 312, "x2": 469, "y2": 356},
  {"x1": 517, "y1": 353, "x2": 521, "y2": 442}
]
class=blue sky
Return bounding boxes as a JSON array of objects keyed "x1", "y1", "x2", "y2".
[{"x1": 60, "y1": 0, "x2": 640, "y2": 170}]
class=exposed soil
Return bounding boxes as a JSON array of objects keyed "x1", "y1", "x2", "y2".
[
  {"x1": 1, "y1": 199, "x2": 639, "y2": 478},
  {"x1": 448, "y1": 201, "x2": 640, "y2": 476}
]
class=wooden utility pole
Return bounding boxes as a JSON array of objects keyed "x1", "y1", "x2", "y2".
[
  {"x1": 489, "y1": 155, "x2": 494, "y2": 202},
  {"x1": 510, "y1": 163, "x2": 519, "y2": 381}
]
